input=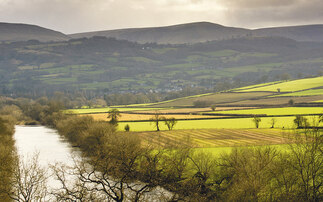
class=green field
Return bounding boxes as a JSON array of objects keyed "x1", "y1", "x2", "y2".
[
  {"x1": 150, "y1": 92, "x2": 273, "y2": 107},
  {"x1": 210, "y1": 107, "x2": 323, "y2": 116},
  {"x1": 232, "y1": 81, "x2": 283, "y2": 91},
  {"x1": 118, "y1": 116, "x2": 300, "y2": 132},
  {"x1": 272, "y1": 89, "x2": 323, "y2": 97},
  {"x1": 136, "y1": 128, "x2": 288, "y2": 148},
  {"x1": 238, "y1": 76, "x2": 323, "y2": 92},
  {"x1": 66, "y1": 107, "x2": 162, "y2": 114}
]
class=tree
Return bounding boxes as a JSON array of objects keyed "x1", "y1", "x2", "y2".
[
  {"x1": 211, "y1": 105, "x2": 216, "y2": 111},
  {"x1": 8, "y1": 153, "x2": 48, "y2": 202},
  {"x1": 124, "y1": 124, "x2": 130, "y2": 132},
  {"x1": 270, "y1": 118, "x2": 277, "y2": 128},
  {"x1": 253, "y1": 116, "x2": 262, "y2": 128},
  {"x1": 107, "y1": 109, "x2": 121, "y2": 125},
  {"x1": 288, "y1": 99, "x2": 294, "y2": 106},
  {"x1": 284, "y1": 127, "x2": 323, "y2": 201},
  {"x1": 293, "y1": 115, "x2": 308, "y2": 128},
  {"x1": 150, "y1": 112, "x2": 164, "y2": 131},
  {"x1": 277, "y1": 88, "x2": 281, "y2": 93},
  {"x1": 164, "y1": 117, "x2": 177, "y2": 131}
]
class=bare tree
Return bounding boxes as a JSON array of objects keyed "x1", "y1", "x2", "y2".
[
  {"x1": 150, "y1": 112, "x2": 164, "y2": 131},
  {"x1": 163, "y1": 117, "x2": 177, "y2": 131},
  {"x1": 252, "y1": 116, "x2": 261, "y2": 128},
  {"x1": 8, "y1": 153, "x2": 48, "y2": 202},
  {"x1": 270, "y1": 118, "x2": 277, "y2": 128}
]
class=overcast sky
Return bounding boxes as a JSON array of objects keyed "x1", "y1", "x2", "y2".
[{"x1": 1, "y1": 0, "x2": 323, "y2": 34}]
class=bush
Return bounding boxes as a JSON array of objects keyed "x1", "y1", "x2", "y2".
[{"x1": 193, "y1": 100, "x2": 212, "y2": 108}]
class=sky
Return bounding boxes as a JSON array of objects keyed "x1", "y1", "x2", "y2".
[{"x1": 0, "y1": 0, "x2": 323, "y2": 34}]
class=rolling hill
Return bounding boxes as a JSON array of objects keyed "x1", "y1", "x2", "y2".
[
  {"x1": 69, "y1": 22, "x2": 250, "y2": 44},
  {"x1": 69, "y1": 22, "x2": 323, "y2": 44},
  {"x1": 0, "y1": 22, "x2": 70, "y2": 42}
]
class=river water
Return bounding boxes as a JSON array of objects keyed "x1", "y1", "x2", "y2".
[
  {"x1": 14, "y1": 125, "x2": 75, "y2": 168},
  {"x1": 14, "y1": 125, "x2": 171, "y2": 201}
]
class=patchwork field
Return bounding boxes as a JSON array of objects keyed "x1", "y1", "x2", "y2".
[
  {"x1": 225, "y1": 95, "x2": 323, "y2": 105},
  {"x1": 85, "y1": 113, "x2": 216, "y2": 121},
  {"x1": 237, "y1": 76, "x2": 323, "y2": 92},
  {"x1": 118, "y1": 116, "x2": 299, "y2": 132},
  {"x1": 134, "y1": 128, "x2": 289, "y2": 148},
  {"x1": 272, "y1": 89, "x2": 323, "y2": 97},
  {"x1": 150, "y1": 92, "x2": 273, "y2": 107},
  {"x1": 66, "y1": 107, "x2": 162, "y2": 114},
  {"x1": 210, "y1": 107, "x2": 323, "y2": 116}
]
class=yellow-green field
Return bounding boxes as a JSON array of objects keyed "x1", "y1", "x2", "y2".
[
  {"x1": 150, "y1": 92, "x2": 273, "y2": 107},
  {"x1": 66, "y1": 107, "x2": 163, "y2": 114},
  {"x1": 135, "y1": 128, "x2": 288, "y2": 148},
  {"x1": 238, "y1": 76, "x2": 323, "y2": 92},
  {"x1": 272, "y1": 89, "x2": 323, "y2": 97},
  {"x1": 118, "y1": 116, "x2": 299, "y2": 132},
  {"x1": 85, "y1": 113, "x2": 215, "y2": 121},
  {"x1": 210, "y1": 107, "x2": 323, "y2": 116}
]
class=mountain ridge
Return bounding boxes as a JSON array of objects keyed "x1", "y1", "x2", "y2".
[
  {"x1": 1, "y1": 21, "x2": 323, "y2": 44},
  {"x1": 0, "y1": 22, "x2": 70, "y2": 42},
  {"x1": 69, "y1": 21, "x2": 323, "y2": 44}
]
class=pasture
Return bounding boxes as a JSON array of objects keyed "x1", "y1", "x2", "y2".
[
  {"x1": 118, "y1": 116, "x2": 298, "y2": 132},
  {"x1": 150, "y1": 92, "x2": 273, "y2": 107},
  {"x1": 134, "y1": 128, "x2": 289, "y2": 148},
  {"x1": 272, "y1": 89, "x2": 323, "y2": 97},
  {"x1": 66, "y1": 107, "x2": 163, "y2": 114},
  {"x1": 210, "y1": 107, "x2": 323, "y2": 116},
  {"x1": 86, "y1": 113, "x2": 215, "y2": 121},
  {"x1": 238, "y1": 76, "x2": 323, "y2": 92}
]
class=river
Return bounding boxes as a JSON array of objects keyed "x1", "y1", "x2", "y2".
[{"x1": 14, "y1": 125, "x2": 171, "y2": 201}]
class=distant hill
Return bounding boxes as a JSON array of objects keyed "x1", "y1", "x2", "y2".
[
  {"x1": 0, "y1": 22, "x2": 70, "y2": 42},
  {"x1": 69, "y1": 22, "x2": 251, "y2": 44},
  {"x1": 254, "y1": 24, "x2": 323, "y2": 42},
  {"x1": 69, "y1": 22, "x2": 323, "y2": 44}
]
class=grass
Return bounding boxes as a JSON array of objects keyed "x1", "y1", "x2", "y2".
[
  {"x1": 135, "y1": 128, "x2": 288, "y2": 148},
  {"x1": 238, "y1": 76, "x2": 323, "y2": 92},
  {"x1": 210, "y1": 107, "x2": 323, "y2": 116},
  {"x1": 118, "y1": 116, "x2": 299, "y2": 132},
  {"x1": 66, "y1": 107, "x2": 163, "y2": 114},
  {"x1": 272, "y1": 89, "x2": 323, "y2": 97},
  {"x1": 202, "y1": 50, "x2": 239, "y2": 57},
  {"x1": 151, "y1": 92, "x2": 273, "y2": 107},
  {"x1": 196, "y1": 144, "x2": 291, "y2": 156},
  {"x1": 87, "y1": 113, "x2": 214, "y2": 121},
  {"x1": 224, "y1": 95, "x2": 323, "y2": 105},
  {"x1": 232, "y1": 81, "x2": 283, "y2": 91}
]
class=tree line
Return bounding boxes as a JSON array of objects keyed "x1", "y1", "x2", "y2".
[{"x1": 0, "y1": 97, "x2": 322, "y2": 201}]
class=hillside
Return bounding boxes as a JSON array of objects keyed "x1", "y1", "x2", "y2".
[
  {"x1": 70, "y1": 22, "x2": 323, "y2": 44},
  {"x1": 69, "y1": 22, "x2": 251, "y2": 44},
  {"x1": 254, "y1": 24, "x2": 323, "y2": 42},
  {"x1": 0, "y1": 36, "x2": 323, "y2": 97},
  {"x1": 144, "y1": 76, "x2": 323, "y2": 108},
  {"x1": 0, "y1": 22, "x2": 70, "y2": 42}
]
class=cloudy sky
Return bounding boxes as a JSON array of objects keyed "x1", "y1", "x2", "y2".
[{"x1": 0, "y1": 0, "x2": 323, "y2": 34}]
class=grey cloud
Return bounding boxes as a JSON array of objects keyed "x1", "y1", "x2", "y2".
[{"x1": 218, "y1": 0, "x2": 300, "y2": 8}]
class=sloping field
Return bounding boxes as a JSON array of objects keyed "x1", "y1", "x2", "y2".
[
  {"x1": 225, "y1": 95, "x2": 323, "y2": 105},
  {"x1": 151, "y1": 92, "x2": 273, "y2": 107},
  {"x1": 139, "y1": 107, "x2": 255, "y2": 114},
  {"x1": 65, "y1": 107, "x2": 162, "y2": 114},
  {"x1": 85, "y1": 113, "x2": 215, "y2": 121},
  {"x1": 210, "y1": 107, "x2": 323, "y2": 116},
  {"x1": 135, "y1": 129, "x2": 289, "y2": 148},
  {"x1": 118, "y1": 116, "x2": 297, "y2": 131},
  {"x1": 272, "y1": 88, "x2": 323, "y2": 97},
  {"x1": 232, "y1": 81, "x2": 283, "y2": 91},
  {"x1": 238, "y1": 76, "x2": 323, "y2": 92}
]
